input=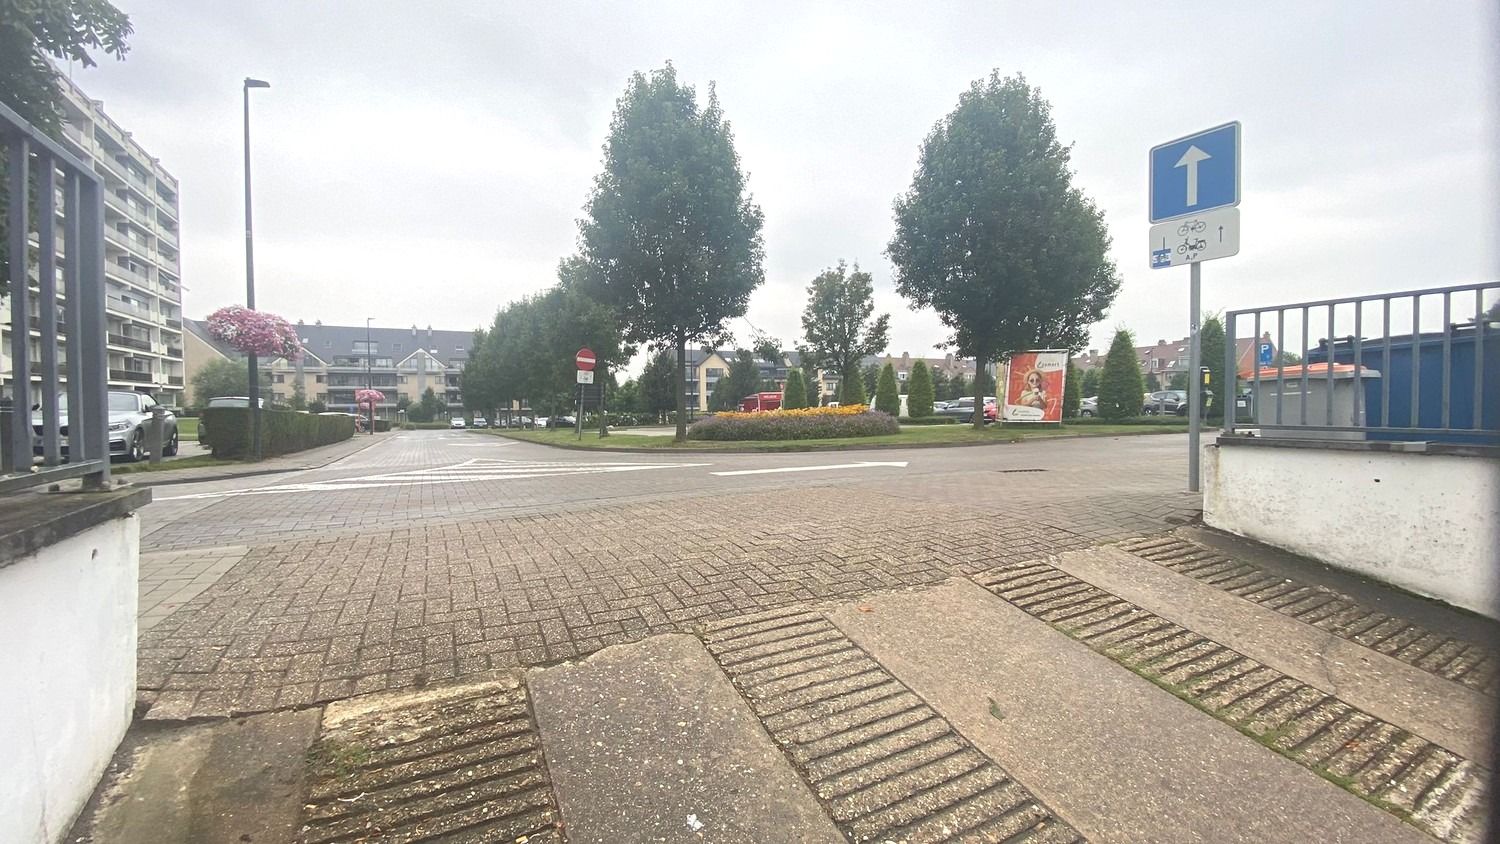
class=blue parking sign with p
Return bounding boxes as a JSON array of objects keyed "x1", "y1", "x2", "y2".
[
  {"x1": 1258, "y1": 342, "x2": 1273, "y2": 367},
  {"x1": 1150, "y1": 122, "x2": 1240, "y2": 223}
]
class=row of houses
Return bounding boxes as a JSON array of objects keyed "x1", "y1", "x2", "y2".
[
  {"x1": 683, "y1": 349, "x2": 984, "y2": 411},
  {"x1": 185, "y1": 320, "x2": 471, "y2": 414},
  {"x1": 1075, "y1": 334, "x2": 1274, "y2": 390}
]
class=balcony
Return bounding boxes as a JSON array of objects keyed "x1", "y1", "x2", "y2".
[
  {"x1": 165, "y1": 317, "x2": 183, "y2": 330},
  {"x1": 158, "y1": 224, "x2": 178, "y2": 247},
  {"x1": 168, "y1": 375, "x2": 184, "y2": 386},
  {"x1": 106, "y1": 297, "x2": 155, "y2": 321},
  {"x1": 107, "y1": 193, "x2": 153, "y2": 228},
  {"x1": 109, "y1": 369, "x2": 153, "y2": 384},
  {"x1": 107, "y1": 333, "x2": 152, "y2": 352},
  {"x1": 26, "y1": 316, "x2": 67, "y2": 334},
  {"x1": 103, "y1": 226, "x2": 152, "y2": 262},
  {"x1": 165, "y1": 346, "x2": 183, "y2": 358},
  {"x1": 104, "y1": 261, "x2": 153, "y2": 291}
]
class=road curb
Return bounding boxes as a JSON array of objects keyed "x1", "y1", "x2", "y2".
[
  {"x1": 120, "y1": 435, "x2": 386, "y2": 487},
  {"x1": 481, "y1": 428, "x2": 1184, "y2": 455}
]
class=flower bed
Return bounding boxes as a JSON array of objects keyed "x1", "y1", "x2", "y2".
[{"x1": 687, "y1": 405, "x2": 899, "y2": 441}]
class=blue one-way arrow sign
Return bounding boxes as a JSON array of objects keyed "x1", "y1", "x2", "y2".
[{"x1": 1150, "y1": 122, "x2": 1240, "y2": 222}]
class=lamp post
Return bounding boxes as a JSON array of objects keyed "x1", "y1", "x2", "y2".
[
  {"x1": 243, "y1": 77, "x2": 269, "y2": 458},
  {"x1": 365, "y1": 317, "x2": 374, "y2": 434}
]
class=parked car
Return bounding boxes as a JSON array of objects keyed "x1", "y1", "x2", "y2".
[
  {"x1": 1079, "y1": 396, "x2": 1098, "y2": 417},
  {"x1": 472, "y1": 416, "x2": 488, "y2": 429},
  {"x1": 1142, "y1": 390, "x2": 1188, "y2": 415},
  {"x1": 34, "y1": 390, "x2": 179, "y2": 462},
  {"x1": 934, "y1": 396, "x2": 998, "y2": 423},
  {"x1": 449, "y1": 417, "x2": 467, "y2": 429},
  {"x1": 545, "y1": 415, "x2": 577, "y2": 429}
]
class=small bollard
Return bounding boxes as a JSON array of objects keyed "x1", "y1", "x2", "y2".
[{"x1": 148, "y1": 406, "x2": 166, "y2": 465}]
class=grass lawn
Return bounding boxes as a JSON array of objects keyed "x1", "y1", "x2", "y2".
[
  {"x1": 176, "y1": 417, "x2": 199, "y2": 439},
  {"x1": 487, "y1": 422, "x2": 1187, "y2": 452},
  {"x1": 112, "y1": 453, "x2": 236, "y2": 474}
]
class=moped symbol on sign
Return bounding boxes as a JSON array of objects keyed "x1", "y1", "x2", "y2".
[{"x1": 1150, "y1": 122, "x2": 1240, "y2": 223}]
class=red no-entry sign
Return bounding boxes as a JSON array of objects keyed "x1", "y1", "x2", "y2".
[{"x1": 575, "y1": 348, "x2": 596, "y2": 371}]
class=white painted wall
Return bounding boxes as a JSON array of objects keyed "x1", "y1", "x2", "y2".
[
  {"x1": 0, "y1": 515, "x2": 139, "y2": 844},
  {"x1": 1203, "y1": 444, "x2": 1500, "y2": 619}
]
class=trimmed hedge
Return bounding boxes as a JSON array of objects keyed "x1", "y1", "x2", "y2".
[
  {"x1": 898, "y1": 416, "x2": 956, "y2": 425},
  {"x1": 1066, "y1": 415, "x2": 1190, "y2": 426},
  {"x1": 687, "y1": 409, "x2": 898, "y2": 441},
  {"x1": 201, "y1": 408, "x2": 355, "y2": 458}
]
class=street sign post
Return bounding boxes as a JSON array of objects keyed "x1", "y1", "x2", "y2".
[
  {"x1": 1149, "y1": 122, "x2": 1242, "y2": 494},
  {"x1": 576, "y1": 369, "x2": 594, "y2": 385}
]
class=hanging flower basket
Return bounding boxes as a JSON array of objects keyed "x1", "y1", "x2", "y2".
[
  {"x1": 205, "y1": 306, "x2": 302, "y2": 360},
  {"x1": 354, "y1": 389, "x2": 385, "y2": 409}
]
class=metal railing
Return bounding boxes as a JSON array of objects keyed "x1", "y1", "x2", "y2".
[
  {"x1": 1, "y1": 101, "x2": 111, "y2": 492},
  {"x1": 1224, "y1": 282, "x2": 1498, "y2": 446}
]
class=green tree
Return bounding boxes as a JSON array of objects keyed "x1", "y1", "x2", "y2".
[
  {"x1": 290, "y1": 379, "x2": 307, "y2": 411},
  {"x1": 874, "y1": 363, "x2": 900, "y2": 416},
  {"x1": 782, "y1": 368, "x2": 808, "y2": 409},
  {"x1": 1, "y1": 0, "x2": 132, "y2": 300},
  {"x1": 950, "y1": 373, "x2": 969, "y2": 401},
  {"x1": 578, "y1": 64, "x2": 765, "y2": 441},
  {"x1": 613, "y1": 378, "x2": 642, "y2": 415},
  {"x1": 794, "y1": 346, "x2": 821, "y2": 407},
  {"x1": 1098, "y1": 329, "x2": 1145, "y2": 421},
  {"x1": 1200, "y1": 314, "x2": 1227, "y2": 419},
  {"x1": 930, "y1": 368, "x2": 950, "y2": 402},
  {"x1": 1062, "y1": 357, "x2": 1081, "y2": 418},
  {"x1": 1081, "y1": 367, "x2": 1101, "y2": 397},
  {"x1": 307, "y1": 399, "x2": 327, "y2": 414},
  {"x1": 907, "y1": 360, "x2": 935, "y2": 418},
  {"x1": 709, "y1": 349, "x2": 760, "y2": 410},
  {"x1": 638, "y1": 349, "x2": 679, "y2": 422},
  {"x1": 396, "y1": 395, "x2": 412, "y2": 412},
  {"x1": 861, "y1": 363, "x2": 880, "y2": 401},
  {"x1": 800, "y1": 261, "x2": 890, "y2": 410},
  {"x1": 1167, "y1": 371, "x2": 1189, "y2": 391},
  {"x1": 190, "y1": 358, "x2": 261, "y2": 409},
  {"x1": 887, "y1": 72, "x2": 1119, "y2": 428}
]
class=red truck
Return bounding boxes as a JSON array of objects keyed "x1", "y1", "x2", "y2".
[{"x1": 739, "y1": 392, "x2": 783, "y2": 412}]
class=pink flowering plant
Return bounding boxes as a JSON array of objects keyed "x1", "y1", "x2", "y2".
[
  {"x1": 205, "y1": 306, "x2": 302, "y2": 360},
  {"x1": 354, "y1": 389, "x2": 385, "y2": 409}
]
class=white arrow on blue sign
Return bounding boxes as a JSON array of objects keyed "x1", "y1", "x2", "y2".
[{"x1": 1149, "y1": 122, "x2": 1240, "y2": 223}]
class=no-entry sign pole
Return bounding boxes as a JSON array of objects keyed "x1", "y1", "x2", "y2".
[
  {"x1": 575, "y1": 348, "x2": 595, "y2": 440},
  {"x1": 1149, "y1": 121, "x2": 1241, "y2": 494}
]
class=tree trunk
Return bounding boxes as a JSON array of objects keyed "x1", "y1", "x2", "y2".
[
  {"x1": 972, "y1": 348, "x2": 989, "y2": 430},
  {"x1": 674, "y1": 338, "x2": 688, "y2": 442},
  {"x1": 598, "y1": 363, "x2": 609, "y2": 438}
]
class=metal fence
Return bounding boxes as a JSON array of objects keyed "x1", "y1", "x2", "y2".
[
  {"x1": 1223, "y1": 282, "x2": 1498, "y2": 446},
  {"x1": 0, "y1": 101, "x2": 111, "y2": 492}
]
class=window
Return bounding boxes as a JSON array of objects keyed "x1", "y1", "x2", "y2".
[
  {"x1": 897, "y1": 370, "x2": 909, "y2": 381},
  {"x1": 354, "y1": 340, "x2": 378, "y2": 354},
  {"x1": 316, "y1": 374, "x2": 325, "y2": 383},
  {"x1": 274, "y1": 373, "x2": 284, "y2": 383},
  {"x1": 706, "y1": 368, "x2": 725, "y2": 379},
  {"x1": 393, "y1": 343, "x2": 402, "y2": 352}
]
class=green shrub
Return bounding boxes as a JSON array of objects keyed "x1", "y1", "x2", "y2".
[
  {"x1": 874, "y1": 363, "x2": 900, "y2": 417},
  {"x1": 688, "y1": 409, "x2": 898, "y2": 441},
  {"x1": 906, "y1": 360, "x2": 934, "y2": 418},
  {"x1": 839, "y1": 365, "x2": 867, "y2": 405},
  {"x1": 373, "y1": 419, "x2": 392, "y2": 432},
  {"x1": 200, "y1": 408, "x2": 355, "y2": 459},
  {"x1": 401, "y1": 421, "x2": 451, "y2": 430},
  {"x1": 782, "y1": 369, "x2": 808, "y2": 410},
  {"x1": 1099, "y1": 329, "x2": 1145, "y2": 421},
  {"x1": 898, "y1": 416, "x2": 955, "y2": 425},
  {"x1": 1066, "y1": 415, "x2": 1188, "y2": 426},
  {"x1": 1062, "y1": 357, "x2": 1081, "y2": 419}
]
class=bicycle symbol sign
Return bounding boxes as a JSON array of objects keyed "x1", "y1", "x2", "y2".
[{"x1": 1147, "y1": 206, "x2": 1240, "y2": 269}]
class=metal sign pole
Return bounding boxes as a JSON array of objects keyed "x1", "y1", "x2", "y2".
[
  {"x1": 1188, "y1": 261, "x2": 1202, "y2": 492},
  {"x1": 576, "y1": 384, "x2": 583, "y2": 440}
]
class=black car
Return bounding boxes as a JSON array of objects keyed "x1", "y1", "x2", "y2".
[{"x1": 1142, "y1": 390, "x2": 1187, "y2": 415}]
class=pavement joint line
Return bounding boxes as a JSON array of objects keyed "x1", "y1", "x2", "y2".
[
  {"x1": 1116, "y1": 534, "x2": 1500, "y2": 697},
  {"x1": 703, "y1": 608, "x2": 1085, "y2": 843},
  {"x1": 972, "y1": 558, "x2": 1490, "y2": 842}
]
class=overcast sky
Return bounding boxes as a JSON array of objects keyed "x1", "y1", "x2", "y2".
[{"x1": 69, "y1": 1, "x2": 1497, "y2": 370}]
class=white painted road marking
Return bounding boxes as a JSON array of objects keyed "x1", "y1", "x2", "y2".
[
  {"x1": 711, "y1": 461, "x2": 909, "y2": 477},
  {"x1": 159, "y1": 457, "x2": 709, "y2": 500}
]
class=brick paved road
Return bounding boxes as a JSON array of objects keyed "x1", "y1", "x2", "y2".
[{"x1": 137, "y1": 431, "x2": 1200, "y2": 718}]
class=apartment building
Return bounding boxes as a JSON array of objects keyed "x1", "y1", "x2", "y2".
[{"x1": 0, "y1": 74, "x2": 187, "y2": 406}]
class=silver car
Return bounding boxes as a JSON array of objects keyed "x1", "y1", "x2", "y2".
[{"x1": 33, "y1": 390, "x2": 179, "y2": 462}]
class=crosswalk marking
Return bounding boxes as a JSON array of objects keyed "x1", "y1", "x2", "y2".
[{"x1": 158, "y1": 458, "x2": 709, "y2": 500}]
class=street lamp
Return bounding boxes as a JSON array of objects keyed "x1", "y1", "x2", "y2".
[
  {"x1": 243, "y1": 77, "x2": 269, "y2": 458},
  {"x1": 365, "y1": 317, "x2": 374, "y2": 435}
]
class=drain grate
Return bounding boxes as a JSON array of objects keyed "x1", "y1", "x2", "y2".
[
  {"x1": 300, "y1": 678, "x2": 561, "y2": 844},
  {"x1": 702, "y1": 607, "x2": 1083, "y2": 843},
  {"x1": 995, "y1": 468, "x2": 1047, "y2": 474}
]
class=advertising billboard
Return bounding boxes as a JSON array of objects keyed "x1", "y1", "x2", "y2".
[{"x1": 1004, "y1": 351, "x2": 1067, "y2": 423}]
